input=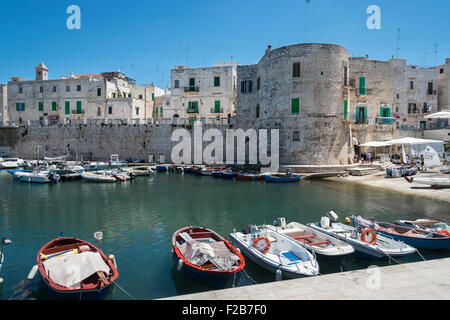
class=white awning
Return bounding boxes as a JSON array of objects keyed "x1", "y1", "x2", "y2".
[
  {"x1": 385, "y1": 137, "x2": 444, "y2": 145},
  {"x1": 424, "y1": 111, "x2": 450, "y2": 119},
  {"x1": 359, "y1": 141, "x2": 391, "y2": 147}
]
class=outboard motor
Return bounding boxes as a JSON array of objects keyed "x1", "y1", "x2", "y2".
[
  {"x1": 320, "y1": 216, "x2": 331, "y2": 229},
  {"x1": 273, "y1": 218, "x2": 287, "y2": 229},
  {"x1": 328, "y1": 210, "x2": 339, "y2": 222}
]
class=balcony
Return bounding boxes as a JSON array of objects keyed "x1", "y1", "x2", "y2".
[
  {"x1": 187, "y1": 108, "x2": 198, "y2": 114},
  {"x1": 72, "y1": 109, "x2": 85, "y2": 115},
  {"x1": 184, "y1": 86, "x2": 200, "y2": 93},
  {"x1": 376, "y1": 117, "x2": 397, "y2": 125}
]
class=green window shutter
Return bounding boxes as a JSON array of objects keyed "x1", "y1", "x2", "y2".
[
  {"x1": 97, "y1": 88, "x2": 102, "y2": 96},
  {"x1": 344, "y1": 100, "x2": 348, "y2": 120},
  {"x1": 152, "y1": 93, "x2": 154, "y2": 101},
  {"x1": 291, "y1": 98, "x2": 300, "y2": 114},
  {"x1": 65, "y1": 102, "x2": 70, "y2": 114},
  {"x1": 39, "y1": 102, "x2": 44, "y2": 112},
  {"x1": 214, "y1": 100, "x2": 221, "y2": 113},
  {"x1": 195, "y1": 101, "x2": 198, "y2": 113},
  {"x1": 387, "y1": 108, "x2": 391, "y2": 118},
  {"x1": 108, "y1": 107, "x2": 112, "y2": 115},
  {"x1": 359, "y1": 77, "x2": 366, "y2": 95},
  {"x1": 76, "y1": 101, "x2": 82, "y2": 114},
  {"x1": 160, "y1": 107, "x2": 163, "y2": 115},
  {"x1": 52, "y1": 102, "x2": 57, "y2": 111},
  {"x1": 363, "y1": 107, "x2": 367, "y2": 123},
  {"x1": 189, "y1": 78, "x2": 195, "y2": 86},
  {"x1": 136, "y1": 108, "x2": 139, "y2": 115},
  {"x1": 156, "y1": 107, "x2": 158, "y2": 116},
  {"x1": 356, "y1": 106, "x2": 360, "y2": 123}
]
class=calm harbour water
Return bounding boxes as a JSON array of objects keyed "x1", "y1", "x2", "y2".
[{"x1": 0, "y1": 170, "x2": 449, "y2": 300}]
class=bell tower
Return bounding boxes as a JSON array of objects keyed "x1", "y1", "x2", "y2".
[{"x1": 36, "y1": 62, "x2": 48, "y2": 80}]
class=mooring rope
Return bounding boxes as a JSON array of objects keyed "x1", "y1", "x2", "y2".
[
  {"x1": 112, "y1": 280, "x2": 136, "y2": 300},
  {"x1": 384, "y1": 252, "x2": 401, "y2": 265},
  {"x1": 416, "y1": 249, "x2": 427, "y2": 261},
  {"x1": 242, "y1": 268, "x2": 257, "y2": 285}
]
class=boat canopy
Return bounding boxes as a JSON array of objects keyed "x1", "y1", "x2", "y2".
[
  {"x1": 424, "y1": 111, "x2": 450, "y2": 119},
  {"x1": 384, "y1": 137, "x2": 445, "y2": 158},
  {"x1": 385, "y1": 137, "x2": 444, "y2": 145},
  {"x1": 42, "y1": 251, "x2": 110, "y2": 288},
  {"x1": 179, "y1": 240, "x2": 240, "y2": 270}
]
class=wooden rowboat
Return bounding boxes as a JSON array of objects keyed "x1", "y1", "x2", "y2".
[
  {"x1": 172, "y1": 227, "x2": 245, "y2": 288},
  {"x1": 37, "y1": 237, "x2": 119, "y2": 300}
]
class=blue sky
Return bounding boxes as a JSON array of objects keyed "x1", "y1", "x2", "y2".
[{"x1": 0, "y1": 0, "x2": 448, "y2": 88}]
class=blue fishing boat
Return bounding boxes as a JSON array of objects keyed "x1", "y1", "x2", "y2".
[
  {"x1": 220, "y1": 171, "x2": 238, "y2": 179},
  {"x1": 351, "y1": 216, "x2": 450, "y2": 250},
  {"x1": 156, "y1": 164, "x2": 172, "y2": 172},
  {"x1": 264, "y1": 173, "x2": 300, "y2": 183}
]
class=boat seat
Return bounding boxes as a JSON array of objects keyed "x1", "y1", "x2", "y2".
[
  {"x1": 310, "y1": 241, "x2": 330, "y2": 246},
  {"x1": 292, "y1": 234, "x2": 316, "y2": 241},
  {"x1": 179, "y1": 232, "x2": 193, "y2": 242}
]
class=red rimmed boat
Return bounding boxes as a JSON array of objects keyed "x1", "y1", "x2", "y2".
[
  {"x1": 37, "y1": 237, "x2": 119, "y2": 300},
  {"x1": 172, "y1": 226, "x2": 245, "y2": 288}
]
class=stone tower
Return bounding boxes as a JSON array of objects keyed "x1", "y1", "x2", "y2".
[{"x1": 36, "y1": 62, "x2": 48, "y2": 80}]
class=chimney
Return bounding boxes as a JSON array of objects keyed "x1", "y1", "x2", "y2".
[
  {"x1": 265, "y1": 45, "x2": 272, "y2": 54},
  {"x1": 70, "y1": 72, "x2": 74, "y2": 78}
]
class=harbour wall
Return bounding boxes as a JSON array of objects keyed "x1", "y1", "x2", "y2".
[{"x1": 0, "y1": 121, "x2": 423, "y2": 165}]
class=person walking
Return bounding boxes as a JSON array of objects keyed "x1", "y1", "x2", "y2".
[{"x1": 421, "y1": 154, "x2": 425, "y2": 171}]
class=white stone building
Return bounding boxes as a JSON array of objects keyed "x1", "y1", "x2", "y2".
[
  {"x1": 347, "y1": 57, "x2": 438, "y2": 126},
  {"x1": 162, "y1": 62, "x2": 237, "y2": 121},
  {"x1": 0, "y1": 84, "x2": 7, "y2": 123},
  {"x1": 436, "y1": 58, "x2": 450, "y2": 112},
  {"x1": 7, "y1": 63, "x2": 158, "y2": 123}
]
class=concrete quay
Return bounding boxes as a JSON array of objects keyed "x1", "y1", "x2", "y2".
[{"x1": 162, "y1": 258, "x2": 450, "y2": 300}]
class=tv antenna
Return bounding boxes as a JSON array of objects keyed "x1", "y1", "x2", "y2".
[
  {"x1": 396, "y1": 28, "x2": 401, "y2": 58},
  {"x1": 434, "y1": 43, "x2": 438, "y2": 65}
]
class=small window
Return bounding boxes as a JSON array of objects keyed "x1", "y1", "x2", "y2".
[
  {"x1": 427, "y1": 82, "x2": 433, "y2": 95},
  {"x1": 257, "y1": 77, "x2": 261, "y2": 91},
  {"x1": 97, "y1": 88, "x2": 102, "y2": 96},
  {"x1": 39, "y1": 101, "x2": 44, "y2": 112},
  {"x1": 214, "y1": 76, "x2": 220, "y2": 87},
  {"x1": 344, "y1": 67, "x2": 348, "y2": 86},
  {"x1": 440, "y1": 68, "x2": 444, "y2": 74},
  {"x1": 77, "y1": 85, "x2": 81, "y2": 92},
  {"x1": 108, "y1": 106, "x2": 112, "y2": 115},
  {"x1": 53, "y1": 86, "x2": 57, "y2": 92},
  {"x1": 112, "y1": 93, "x2": 116, "y2": 98},
  {"x1": 52, "y1": 102, "x2": 57, "y2": 111},
  {"x1": 66, "y1": 86, "x2": 70, "y2": 92},
  {"x1": 40, "y1": 86, "x2": 44, "y2": 93},
  {"x1": 256, "y1": 104, "x2": 260, "y2": 118},
  {"x1": 396, "y1": 93, "x2": 400, "y2": 99},
  {"x1": 241, "y1": 80, "x2": 252, "y2": 93},
  {"x1": 293, "y1": 62, "x2": 301, "y2": 78},
  {"x1": 136, "y1": 108, "x2": 140, "y2": 115},
  {"x1": 410, "y1": 81, "x2": 414, "y2": 90},
  {"x1": 293, "y1": 131, "x2": 300, "y2": 142},
  {"x1": 152, "y1": 93, "x2": 154, "y2": 101},
  {"x1": 19, "y1": 87, "x2": 23, "y2": 94},
  {"x1": 97, "y1": 107, "x2": 101, "y2": 117},
  {"x1": 139, "y1": 95, "x2": 143, "y2": 99},
  {"x1": 174, "y1": 80, "x2": 179, "y2": 88}
]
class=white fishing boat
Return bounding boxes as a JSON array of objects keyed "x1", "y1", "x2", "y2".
[
  {"x1": 394, "y1": 219, "x2": 450, "y2": 234},
  {"x1": 121, "y1": 166, "x2": 154, "y2": 176},
  {"x1": 229, "y1": 226, "x2": 319, "y2": 280},
  {"x1": 308, "y1": 211, "x2": 416, "y2": 261},
  {"x1": 0, "y1": 158, "x2": 24, "y2": 169},
  {"x1": 18, "y1": 171, "x2": 59, "y2": 183},
  {"x1": 266, "y1": 218, "x2": 355, "y2": 259},
  {"x1": 81, "y1": 171, "x2": 118, "y2": 183},
  {"x1": 404, "y1": 145, "x2": 450, "y2": 188}
]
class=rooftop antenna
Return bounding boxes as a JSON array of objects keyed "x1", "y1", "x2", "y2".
[
  {"x1": 396, "y1": 28, "x2": 401, "y2": 58},
  {"x1": 305, "y1": 0, "x2": 310, "y2": 42}
]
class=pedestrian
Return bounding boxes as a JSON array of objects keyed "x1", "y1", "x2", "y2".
[{"x1": 421, "y1": 154, "x2": 425, "y2": 171}]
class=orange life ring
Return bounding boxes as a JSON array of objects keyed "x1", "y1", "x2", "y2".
[
  {"x1": 252, "y1": 236, "x2": 271, "y2": 254},
  {"x1": 361, "y1": 229, "x2": 377, "y2": 246},
  {"x1": 438, "y1": 230, "x2": 450, "y2": 237}
]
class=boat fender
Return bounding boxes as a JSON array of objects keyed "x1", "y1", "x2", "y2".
[
  {"x1": 252, "y1": 236, "x2": 271, "y2": 254},
  {"x1": 345, "y1": 217, "x2": 351, "y2": 224},
  {"x1": 177, "y1": 259, "x2": 184, "y2": 272},
  {"x1": 438, "y1": 230, "x2": 450, "y2": 237},
  {"x1": 361, "y1": 229, "x2": 377, "y2": 246},
  {"x1": 275, "y1": 269, "x2": 282, "y2": 282},
  {"x1": 27, "y1": 265, "x2": 39, "y2": 280},
  {"x1": 108, "y1": 255, "x2": 117, "y2": 269}
]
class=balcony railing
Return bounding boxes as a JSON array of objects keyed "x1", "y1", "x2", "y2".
[
  {"x1": 71, "y1": 109, "x2": 85, "y2": 115},
  {"x1": 184, "y1": 86, "x2": 200, "y2": 93},
  {"x1": 187, "y1": 108, "x2": 198, "y2": 113},
  {"x1": 376, "y1": 117, "x2": 397, "y2": 125}
]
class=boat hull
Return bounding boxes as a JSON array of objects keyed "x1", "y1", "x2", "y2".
[
  {"x1": 39, "y1": 276, "x2": 115, "y2": 300},
  {"x1": 265, "y1": 175, "x2": 300, "y2": 183}
]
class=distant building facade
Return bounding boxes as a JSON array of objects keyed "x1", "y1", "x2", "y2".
[
  {"x1": 7, "y1": 63, "x2": 158, "y2": 123},
  {"x1": 0, "y1": 85, "x2": 7, "y2": 123},
  {"x1": 163, "y1": 62, "x2": 237, "y2": 121},
  {"x1": 347, "y1": 57, "x2": 438, "y2": 126},
  {"x1": 436, "y1": 58, "x2": 450, "y2": 112}
]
